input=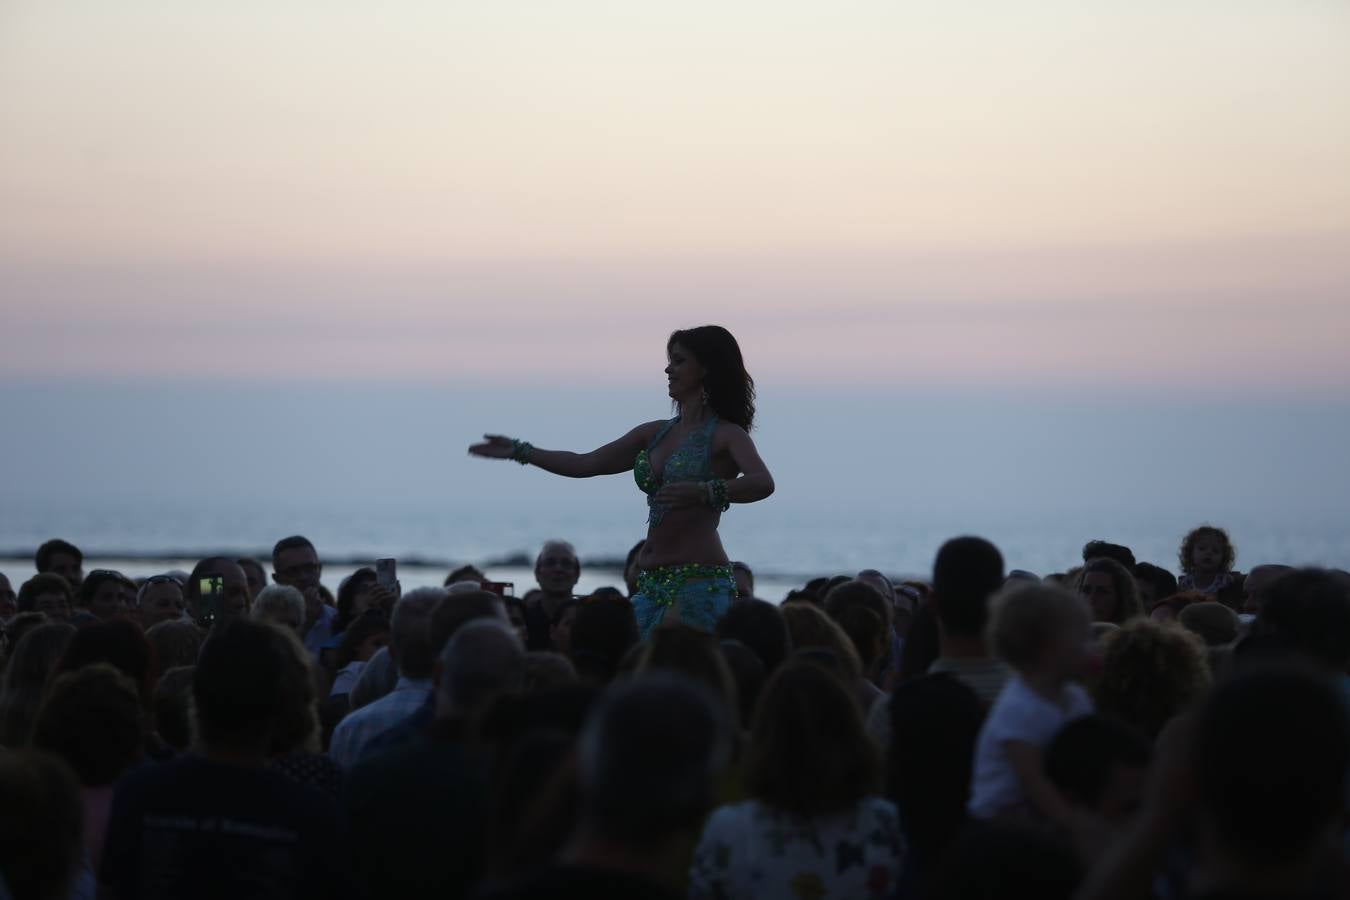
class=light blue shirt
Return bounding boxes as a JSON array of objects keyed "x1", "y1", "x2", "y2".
[
  {"x1": 304, "y1": 604, "x2": 339, "y2": 657},
  {"x1": 327, "y1": 676, "x2": 432, "y2": 770}
]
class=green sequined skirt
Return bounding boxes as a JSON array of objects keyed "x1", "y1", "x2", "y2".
[{"x1": 633, "y1": 563, "x2": 736, "y2": 639}]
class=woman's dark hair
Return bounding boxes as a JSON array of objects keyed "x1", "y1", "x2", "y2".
[
  {"x1": 569, "y1": 594, "x2": 639, "y2": 684},
  {"x1": 335, "y1": 567, "x2": 377, "y2": 632},
  {"x1": 715, "y1": 598, "x2": 790, "y2": 674},
  {"x1": 0, "y1": 623, "x2": 77, "y2": 747},
  {"x1": 55, "y1": 619, "x2": 155, "y2": 707},
  {"x1": 633, "y1": 625, "x2": 738, "y2": 722},
  {"x1": 668, "y1": 326, "x2": 755, "y2": 431},
  {"x1": 144, "y1": 621, "x2": 204, "y2": 672},
  {"x1": 1133, "y1": 562, "x2": 1178, "y2": 601},
  {"x1": 1178, "y1": 524, "x2": 1236, "y2": 575},
  {"x1": 1081, "y1": 540, "x2": 1136, "y2": 569},
  {"x1": 334, "y1": 611, "x2": 391, "y2": 670},
  {"x1": 32, "y1": 664, "x2": 145, "y2": 787},
  {"x1": 1078, "y1": 556, "x2": 1144, "y2": 624},
  {"x1": 194, "y1": 618, "x2": 299, "y2": 751},
  {"x1": 743, "y1": 661, "x2": 879, "y2": 815}
]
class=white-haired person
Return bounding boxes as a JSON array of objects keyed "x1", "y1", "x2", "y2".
[
  {"x1": 327, "y1": 587, "x2": 444, "y2": 769},
  {"x1": 251, "y1": 584, "x2": 307, "y2": 636}
]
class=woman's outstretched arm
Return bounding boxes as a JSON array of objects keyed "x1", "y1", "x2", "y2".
[{"x1": 468, "y1": 423, "x2": 656, "y2": 478}]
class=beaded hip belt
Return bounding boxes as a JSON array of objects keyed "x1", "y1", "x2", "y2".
[{"x1": 636, "y1": 563, "x2": 736, "y2": 609}]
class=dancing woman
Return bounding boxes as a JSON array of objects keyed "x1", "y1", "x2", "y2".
[{"x1": 469, "y1": 325, "x2": 774, "y2": 638}]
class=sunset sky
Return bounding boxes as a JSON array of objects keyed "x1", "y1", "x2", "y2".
[{"x1": 2, "y1": 1, "x2": 1348, "y2": 390}]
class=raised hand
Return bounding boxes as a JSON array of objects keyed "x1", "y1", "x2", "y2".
[{"x1": 468, "y1": 434, "x2": 515, "y2": 460}]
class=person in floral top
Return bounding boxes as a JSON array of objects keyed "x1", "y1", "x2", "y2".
[{"x1": 690, "y1": 660, "x2": 903, "y2": 900}]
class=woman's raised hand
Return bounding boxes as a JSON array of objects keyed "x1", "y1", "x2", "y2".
[{"x1": 468, "y1": 434, "x2": 515, "y2": 460}]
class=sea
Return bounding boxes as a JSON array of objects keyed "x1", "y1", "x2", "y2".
[
  {"x1": 3, "y1": 380, "x2": 1348, "y2": 600},
  {"x1": 2, "y1": 500, "x2": 1347, "y2": 603}
]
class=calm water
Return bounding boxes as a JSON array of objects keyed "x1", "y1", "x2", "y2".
[
  {"x1": 1, "y1": 500, "x2": 1347, "y2": 603},
  {"x1": 3, "y1": 380, "x2": 1348, "y2": 594}
]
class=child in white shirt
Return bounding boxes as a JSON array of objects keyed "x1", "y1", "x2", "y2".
[{"x1": 969, "y1": 582, "x2": 1096, "y2": 823}]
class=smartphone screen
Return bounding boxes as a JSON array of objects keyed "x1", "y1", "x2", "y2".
[
  {"x1": 198, "y1": 575, "x2": 224, "y2": 626},
  {"x1": 376, "y1": 558, "x2": 397, "y2": 590},
  {"x1": 482, "y1": 581, "x2": 514, "y2": 598}
]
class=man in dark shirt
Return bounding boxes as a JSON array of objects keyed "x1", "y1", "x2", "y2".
[
  {"x1": 524, "y1": 540, "x2": 580, "y2": 650},
  {"x1": 100, "y1": 618, "x2": 352, "y2": 900}
]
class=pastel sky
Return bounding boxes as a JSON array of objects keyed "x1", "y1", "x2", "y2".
[{"x1": 2, "y1": 1, "x2": 1348, "y2": 388}]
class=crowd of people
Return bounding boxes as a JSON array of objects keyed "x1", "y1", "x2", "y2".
[{"x1": 0, "y1": 525, "x2": 1346, "y2": 900}]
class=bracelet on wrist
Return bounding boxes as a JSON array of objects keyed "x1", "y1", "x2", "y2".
[
  {"x1": 708, "y1": 478, "x2": 730, "y2": 512},
  {"x1": 510, "y1": 440, "x2": 534, "y2": 465}
]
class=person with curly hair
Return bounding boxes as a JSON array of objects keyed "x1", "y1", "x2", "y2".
[
  {"x1": 1177, "y1": 524, "x2": 1245, "y2": 610},
  {"x1": 1092, "y1": 618, "x2": 1211, "y2": 741},
  {"x1": 470, "y1": 326, "x2": 774, "y2": 639},
  {"x1": 1076, "y1": 557, "x2": 1144, "y2": 625}
]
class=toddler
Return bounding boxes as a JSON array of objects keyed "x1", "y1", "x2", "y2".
[
  {"x1": 1177, "y1": 524, "x2": 1243, "y2": 608},
  {"x1": 969, "y1": 583, "x2": 1095, "y2": 823}
]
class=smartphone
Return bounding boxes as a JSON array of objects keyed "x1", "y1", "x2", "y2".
[
  {"x1": 482, "y1": 581, "x2": 514, "y2": 598},
  {"x1": 198, "y1": 575, "x2": 224, "y2": 627},
  {"x1": 376, "y1": 558, "x2": 397, "y2": 591}
]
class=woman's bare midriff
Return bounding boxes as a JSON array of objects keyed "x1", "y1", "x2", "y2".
[{"x1": 638, "y1": 506, "x2": 728, "y2": 570}]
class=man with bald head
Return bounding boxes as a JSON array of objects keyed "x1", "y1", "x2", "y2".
[
  {"x1": 525, "y1": 540, "x2": 580, "y2": 650},
  {"x1": 184, "y1": 557, "x2": 251, "y2": 628},
  {"x1": 1243, "y1": 564, "x2": 1293, "y2": 615}
]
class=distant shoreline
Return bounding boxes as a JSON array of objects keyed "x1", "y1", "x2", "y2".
[{"x1": 0, "y1": 548, "x2": 910, "y2": 585}]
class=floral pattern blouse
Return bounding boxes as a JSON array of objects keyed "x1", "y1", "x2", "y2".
[{"x1": 688, "y1": 797, "x2": 903, "y2": 900}]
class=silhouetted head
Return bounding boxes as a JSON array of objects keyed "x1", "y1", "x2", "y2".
[
  {"x1": 193, "y1": 618, "x2": 307, "y2": 755},
  {"x1": 576, "y1": 675, "x2": 731, "y2": 845},
  {"x1": 1193, "y1": 667, "x2": 1350, "y2": 870},
  {"x1": 570, "y1": 594, "x2": 640, "y2": 683},
  {"x1": 77, "y1": 569, "x2": 136, "y2": 622},
  {"x1": 1078, "y1": 557, "x2": 1143, "y2": 624},
  {"x1": 1242, "y1": 564, "x2": 1293, "y2": 615},
  {"x1": 270, "y1": 535, "x2": 321, "y2": 591},
  {"x1": 35, "y1": 539, "x2": 84, "y2": 588},
  {"x1": 666, "y1": 326, "x2": 755, "y2": 431},
  {"x1": 17, "y1": 573, "x2": 74, "y2": 621},
  {"x1": 1132, "y1": 562, "x2": 1178, "y2": 611},
  {"x1": 236, "y1": 558, "x2": 267, "y2": 601},
  {"x1": 715, "y1": 598, "x2": 790, "y2": 675},
  {"x1": 185, "y1": 557, "x2": 251, "y2": 627},
  {"x1": 1254, "y1": 568, "x2": 1350, "y2": 673},
  {"x1": 932, "y1": 537, "x2": 1005, "y2": 640},
  {"x1": 33, "y1": 664, "x2": 145, "y2": 787},
  {"x1": 1082, "y1": 540, "x2": 1136, "y2": 570},
  {"x1": 534, "y1": 540, "x2": 580, "y2": 598},
  {"x1": 744, "y1": 661, "x2": 879, "y2": 816},
  {"x1": 1045, "y1": 715, "x2": 1151, "y2": 824},
  {"x1": 1094, "y1": 619, "x2": 1211, "y2": 740},
  {"x1": 1179, "y1": 524, "x2": 1236, "y2": 577}
]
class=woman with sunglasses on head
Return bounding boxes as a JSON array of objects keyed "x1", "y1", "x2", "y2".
[{"x1": 470, "y1": 326, "x2": 774, "y2": 639}]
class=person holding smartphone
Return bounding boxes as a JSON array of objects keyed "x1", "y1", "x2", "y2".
[{"x1": 471, "y1": 326, "x2": 774, "y2": 639}]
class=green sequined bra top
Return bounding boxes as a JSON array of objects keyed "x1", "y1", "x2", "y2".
[{"x1": 633, "y1": 415, "x2": 719, "y2": 525}]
